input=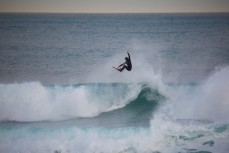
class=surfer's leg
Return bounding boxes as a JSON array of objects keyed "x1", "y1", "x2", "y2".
[{"x1": 119, "y1": 65, "x2": 127, "y2": 72}]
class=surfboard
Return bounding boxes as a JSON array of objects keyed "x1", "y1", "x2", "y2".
[{"x1": 113, "y1": 67, "x2": 120, "y2": 72}]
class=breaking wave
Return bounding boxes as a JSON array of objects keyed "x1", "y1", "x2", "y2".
[{"x1": 0, "y1": 82, "x2": 161, "y2": 122}]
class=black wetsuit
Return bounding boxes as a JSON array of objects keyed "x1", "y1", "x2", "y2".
[{"x1": 118, "y1": 52, "x2": 132, "y2": 72}]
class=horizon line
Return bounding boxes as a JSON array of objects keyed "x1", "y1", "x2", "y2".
[{"x1": 1, "y1": 11, "x2": 229, "y2": 14}]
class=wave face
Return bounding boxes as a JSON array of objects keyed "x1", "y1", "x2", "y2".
[{"x1": 87, "y1": 85, "x2": 165, "y2": 127}]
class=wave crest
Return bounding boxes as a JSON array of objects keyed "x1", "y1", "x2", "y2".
[{"x1": 0, "y1": 82, "x2": 142, "y2": 122}]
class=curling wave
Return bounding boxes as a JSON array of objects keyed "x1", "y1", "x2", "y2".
[{"x1": 0, "y1": 82, "x2": 163, "y2": 122}]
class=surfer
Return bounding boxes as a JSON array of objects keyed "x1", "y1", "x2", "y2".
[{"x1": 113, "y1": 52, "x2": 132, "y2": 72}]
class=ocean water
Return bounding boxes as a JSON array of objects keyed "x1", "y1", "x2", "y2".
[{"x1": 0, "y1": 13, "x2": 229, "y2": 153}]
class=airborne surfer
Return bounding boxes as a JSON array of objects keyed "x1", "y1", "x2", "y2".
[{"x1": 113, "y1": 52, "x2": 132, "y2": 72}]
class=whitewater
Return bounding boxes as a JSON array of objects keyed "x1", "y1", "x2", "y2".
[{"x1": 0, "y1": 13, "x2": 229, "y2": 153}]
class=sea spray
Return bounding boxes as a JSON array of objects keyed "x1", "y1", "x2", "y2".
[{"x1": 160, "y1": 66, "x2": 229, "y2": 122}]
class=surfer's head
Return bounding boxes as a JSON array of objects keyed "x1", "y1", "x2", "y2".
[{"x1": 125, "y1": 57, "x2": 128, "y2": 61}]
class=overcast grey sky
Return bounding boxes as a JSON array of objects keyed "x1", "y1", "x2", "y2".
[{"x1": 0, "y1": 0, "x2": 229, "y2": 13}]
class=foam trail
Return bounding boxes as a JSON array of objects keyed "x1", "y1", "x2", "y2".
[{"x1": 0, "y1": 82, "x2": 141, "y2": 122}]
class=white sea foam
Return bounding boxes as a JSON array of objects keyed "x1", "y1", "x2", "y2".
[
  {"x1": 1, "y1": 118, "x2": 228, "y2": 153},
  {"x1": 0, "y1": 82, "x2": 141, "y2": 122}
]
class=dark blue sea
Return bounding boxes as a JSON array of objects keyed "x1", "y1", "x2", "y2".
[{"x1": 0, "y1": 13, "x2": 229, "y2": 153}]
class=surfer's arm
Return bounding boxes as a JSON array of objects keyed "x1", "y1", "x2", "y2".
[{"x1": 127, "y1": 52, "x2": 130, "y2": 60}]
